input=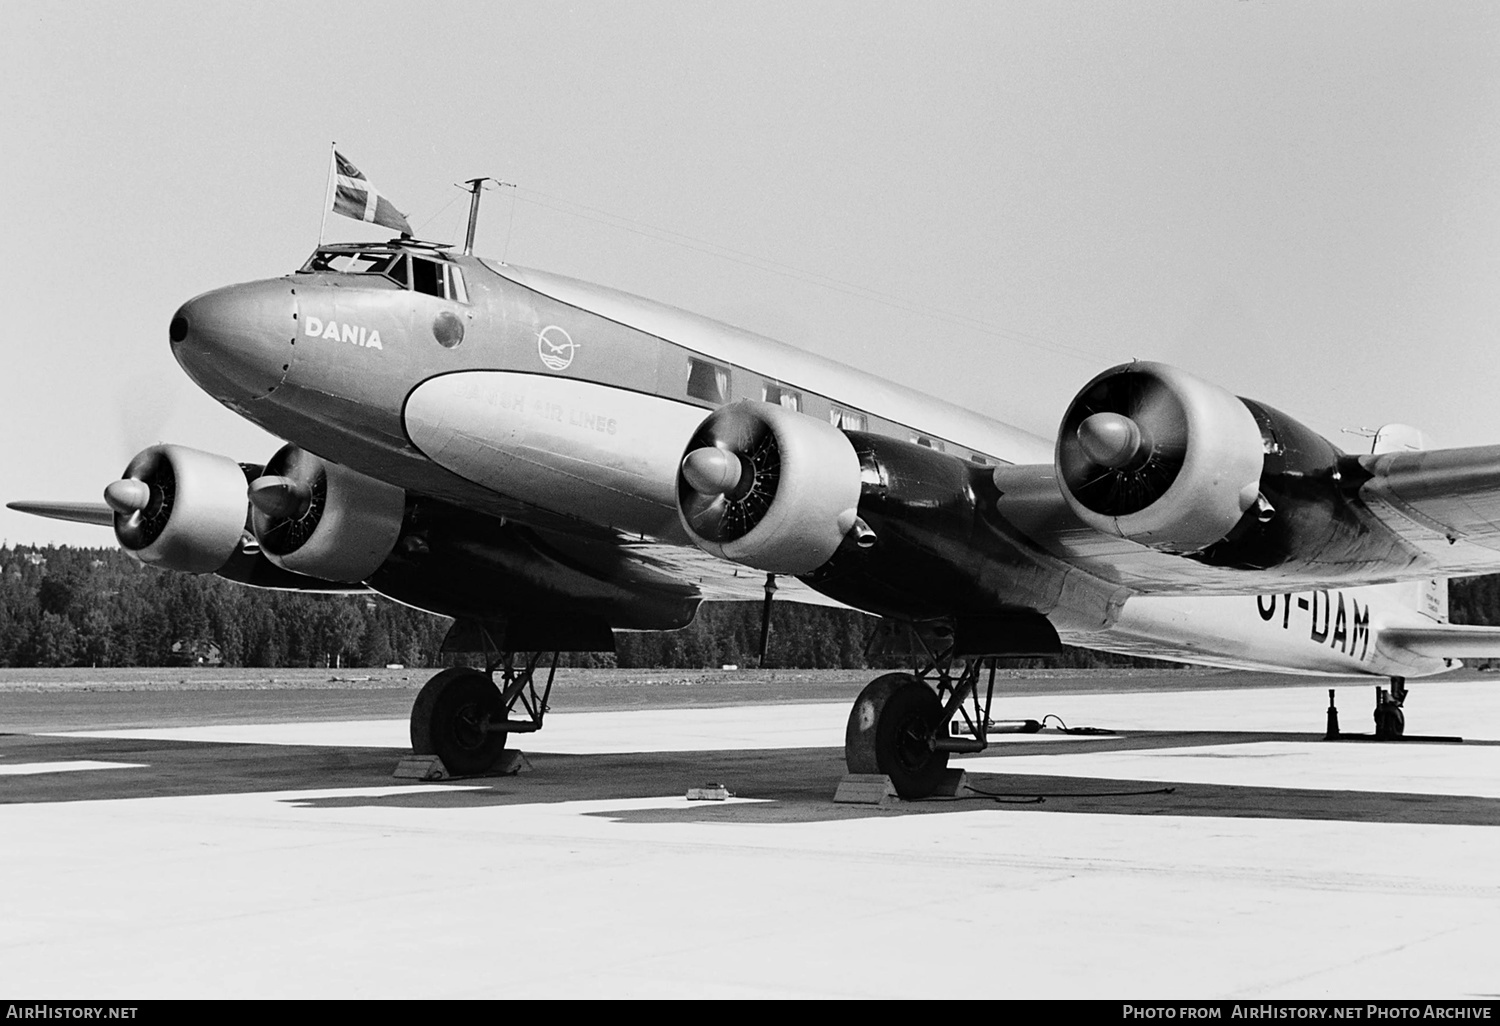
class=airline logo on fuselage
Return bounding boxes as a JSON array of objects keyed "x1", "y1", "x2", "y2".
[
  {"x1": 538, "y1": 326, "x2": 578, "y2": 370},
  {"x1": 303, "y1": 315, "x2": 383, "y2": 350},
  {"x1": 1256, "y1": 591, "x2": 1371, "y2": 660}
]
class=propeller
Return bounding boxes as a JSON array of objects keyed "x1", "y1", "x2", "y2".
[
  {"x1": 1076, "y1": 412, "x2": 1150, "y2": 470},
  {"x1": 678, "y1": 406, "x2": 783, "y2": 544},
  {"x1": 103, "y1": 479, "x2": 152, "y2": 514},
  {"x1": 1058, "y1": 368, "x2": 1189, "y2": 518},
  {"x1": 247, "y1": 475, "x2": 312, "y2": 521},
  {"x1": 109, "y1": 447, "x2": 177, "y2": 551},
  {"x1": 681, "y1": 447, "x2": 745, "y2": 496},
  {"x1": 248, "y1": 445, "x2": 327, "y2": 557}
]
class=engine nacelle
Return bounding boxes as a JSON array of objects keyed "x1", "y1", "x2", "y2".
[
  {"x1": 676, "y1": 401, "x2": 862, "y2": 574},
  {"x1": 111, "y1": 444, "x2": 251, "y2": 573},
  {"x1": 250, "y1": 444, "x2": 406, "y2": 582},
  {"x1": 1056, "y1": 362, "x2": 1265, "y2": 553}
]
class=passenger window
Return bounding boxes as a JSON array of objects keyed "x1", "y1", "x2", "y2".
[
  {"x1": 411, "y1": 258, "x2": 445, "y2": 298},
  {"x1": 762, "y1": 383, "x2": 801, "y2": 412},
  {"x1": 830, "y1": 407, "x2": 867, "y2": 431},
  {"x1": 687, "y1": 358, "x2": 729, "y2": 404},
  {"x1": 912, "y1": 435, "x2": 945, "y2": 452},
  {"x1": 969, "y1": 454, "x2": 990, "y2": 466}
]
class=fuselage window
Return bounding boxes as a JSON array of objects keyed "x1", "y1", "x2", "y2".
[
  {"x1": 830, "y1": 407, "x2": 867, "y2": 431},
  {"x1": 912, "y1": 435, "x2": 945, "y2": 452},
  {"x1": 969, "y1": 454, "x2": 990, "y2": 466},
  {"x1": 762, "y1": 383, "x2": 802, "y2": 411},
  {"x1": 412, "y1": 258, "x2": 446, "y2": 299},
  {"x1": 687, "y1": 358, "x2": 730, "y2": 404}
]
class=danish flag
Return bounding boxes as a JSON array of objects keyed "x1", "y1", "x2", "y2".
[{"x1": 331, "y1": 151, "x2": 412, "y2": 235}]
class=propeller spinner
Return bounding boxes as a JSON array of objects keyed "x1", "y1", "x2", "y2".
[{"x1": 1075, "y1": 412, "x2": 1152, "y2": 471}]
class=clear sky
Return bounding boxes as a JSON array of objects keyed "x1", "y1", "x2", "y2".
[{"x1": 4, "y1": 1, "x2": 1498, "y2": 546}]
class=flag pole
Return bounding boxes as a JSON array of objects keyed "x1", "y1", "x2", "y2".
[{"x1": 317, "y1": 142, "x2": 336, "y2": 246}]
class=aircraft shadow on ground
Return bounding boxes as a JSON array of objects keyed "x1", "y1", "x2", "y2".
[{"x1": 5, "y1": 727, "x2": 1499, "y2": 827}]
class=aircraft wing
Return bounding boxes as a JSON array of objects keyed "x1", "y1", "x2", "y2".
[
  {"x1": 1354, "y1": 444, "x2": 1500, "y2": 564},
  {"x1": 619, "y1": 541, "x2": 852, "y2": 608},
  {"x1": 989, "y1": 439, "x2": 1500, "y2": 594},
  {"x1": 7, "y1": 498, "x2": 369, "y2": 595}
]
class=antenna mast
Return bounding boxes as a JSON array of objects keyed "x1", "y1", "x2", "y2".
[{"x1": 458, "y1": 178, "x2": 516, "y2": 255}]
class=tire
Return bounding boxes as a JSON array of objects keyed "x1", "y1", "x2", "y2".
[
  {"x1": 845, "y1": 672, "x2": 950, "y2": 799},
  {"x1": 410, "y1": 667, "x2": 508, "y2": 776}
]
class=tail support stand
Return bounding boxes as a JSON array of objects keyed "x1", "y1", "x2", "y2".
[
  {"x1": 1324, "y1": 676, "x2": 1461, "y2": 744},
  {"x1": 1374, "y1": 676, "x2": 1406, "y2": 740}
]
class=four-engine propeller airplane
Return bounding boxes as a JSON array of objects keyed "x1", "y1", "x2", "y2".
[{"x1": 16, "y1": 172, "x2": 1500, "y2": 798}]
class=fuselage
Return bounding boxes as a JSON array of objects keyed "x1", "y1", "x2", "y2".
[
  {"x1": 171, "y1": 247, "x2": 1051, "y2": 532},
  {"x1": 168, "y1": 242, "x2": 1454, "y2": 679}
]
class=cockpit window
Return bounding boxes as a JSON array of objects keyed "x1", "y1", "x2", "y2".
[
  {"x1": 299, "y1": 247, "x2": 467, "y2": 303},
  {"x1": 300, "y1": 249, "x2": 403, "y2": 277}
]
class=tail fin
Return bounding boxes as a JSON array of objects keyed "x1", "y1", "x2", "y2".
[{"x1": 1370, "y1": 423, "x2": 1431, "y2": 455}]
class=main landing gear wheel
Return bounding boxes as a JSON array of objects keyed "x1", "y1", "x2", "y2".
[
  {"x1": 410, "y1": 667, "x2": 508, "y2": 776},
  {"x1": 845, "y1": 672, "x2": 950, "y2": 800}
]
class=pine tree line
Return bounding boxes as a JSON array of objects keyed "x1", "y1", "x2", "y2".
[{"x1": 16, "y1": 544, "x2": 1472, "y2": 671}]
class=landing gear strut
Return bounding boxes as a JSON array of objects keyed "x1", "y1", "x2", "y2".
[
  {"x1": 845, "y1": 652, "x2": 1001, "y2": 799},
  {"x1": 410, "y1": 649, "x2": 559, "y2": 776}
]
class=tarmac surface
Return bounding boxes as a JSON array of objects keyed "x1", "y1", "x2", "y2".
[{"x1": 3, "y1": 665, "x2": 1500, "y2": 999}]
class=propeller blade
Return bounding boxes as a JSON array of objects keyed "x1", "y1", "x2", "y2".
[{"x1": 6, "y1": 501, "x2": 117, "y2": 527}]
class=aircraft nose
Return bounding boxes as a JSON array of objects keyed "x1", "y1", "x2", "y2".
[{"x1": 169, "y1": 280, "x2": 296, "y2": 402}]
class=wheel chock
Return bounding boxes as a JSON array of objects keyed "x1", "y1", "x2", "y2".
[
  {"x1": 834, "y1": 774, "x2": 899, "y2": 804},
  {"x1": 931, "y1": 768, "x2": 969, "y2": 797},
  {"x1": 393, "y1": 750, "x2": 531, "y2": 781},
  {"x1": 834, "y1": 770, "x2": 971, "y2": 804},
  {"x1": 494, "y1": 750, "x2": 532, "y2": 776},
  {"x1": 393, "y1": 755, "x2": 449, "y2": 781}
]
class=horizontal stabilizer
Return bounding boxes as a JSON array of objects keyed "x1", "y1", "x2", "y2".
[
  {"x1": 1380, "y1": 624, "x2": 1500, "y2": 659},
  {"x1": 6, "y1": 501, "x2": 115, "y2": 527}
]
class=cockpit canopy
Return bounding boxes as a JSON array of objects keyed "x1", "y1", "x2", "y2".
[{"x1": 298, "y1": 245, "x2": 468, "y2": 303}]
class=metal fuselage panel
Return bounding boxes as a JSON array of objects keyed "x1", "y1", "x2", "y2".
[{"x1": 1074, "y1": 581, "x2": 1451, "y2": 677}]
